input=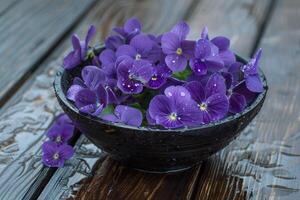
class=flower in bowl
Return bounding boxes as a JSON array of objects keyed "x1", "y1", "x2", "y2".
[{"x1": 52, "y1": 18, "x2": 267, "y2": 172}]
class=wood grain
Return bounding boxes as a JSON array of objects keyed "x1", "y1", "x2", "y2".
[
  {"x1": 194, "y1": 0, "x2": 300, "y2": 199},
  {"x1": 37, "y1": 0, "x2": 201, "y2": 199},
  {"x1": 37, "y1": 0, "x2": 276, "y2": 199},
  {"x1": 0, "y1": 0, "x2": 96, "y2": 105},
  {"x1": 0, "y1": 0, "x2": 199, "y2": 199},
  {"x1": 0, "y1": 0, "x2": 20, "y2": 16},
  {"x1": 0, "y1": 1, "x2": 113, "y2": 199},
  {"x1": 73, "y1": 158, "x2": 200, "y2": 200}
]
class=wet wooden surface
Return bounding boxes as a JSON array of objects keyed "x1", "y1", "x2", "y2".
[{"x1": 0, "y1": 0, "x2": 300, "y2": 199}]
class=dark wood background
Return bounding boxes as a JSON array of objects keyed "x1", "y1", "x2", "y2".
[{"x1": 0, "y1": 0, "x2": 299, "y2": 199}]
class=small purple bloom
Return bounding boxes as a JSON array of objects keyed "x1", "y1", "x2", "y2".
[
  {"x1": 222, "y1": 63, "x2": 247, "y2": 114},
  {"x1": 242, "y1": 48, "x2": 263, "y2": 93},
  {"x1": 101, "y1": 105, "x2": 143, "y2": 126},
  {"x1": 66, "y1": 65, "x2": 104, "y2": 101},
  {"x1": 201, "y1": 26, "x2": 236, "y2": 67},
  {"x1": 74, "y1": 87, "x2": 106, "y2": 116},
  {"x1": 116, "y1": 34, "x2": 159, "y2": 63},
  {"x1": 117, "y1": 57, "x2": 153, "y2": 94},
  {"x1": 63, "y1": 25, "x2": 96, "y2": 69},
  {"x1": 67, "y1": 65, "x2": 120, "y2": 107},
  {"x1": 148, "y1": 86, "x2": 201, "y2": 128},
  {"x1": 99, "y1": 49, "x2": 117, "y2": 78},
  {"x1": 185, "y1": 73, "x2": 229, "y2": 124},
  {"x1": 190, "y1": 27, "x2": 224, "y2": 75},
  {"x1": 147, "y1": 63, "x2": 171, "y2": 89},
  {"x1": 114, "y1": 18, "x2": 142, "y2": 42},
  {"x1": 47, "y1": 123, "x2": 74, "y2": 144},
  {"x1": 105, "y1": 35, "x2": 124, "y2": 51},
  {"x1": 211, "y1": 36, "x2": 236, "y2": 66},
  {"x1": 161, "y1": 21, "x2": 194, "y2": 72},
  {"x1": 55, "y1": 114, "x2": 73, "y2": 126},
  {"x1": 42, "y1": 141, "x2": 74, "y2": 168}
]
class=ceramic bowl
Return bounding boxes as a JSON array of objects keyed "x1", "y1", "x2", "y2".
[{"x1": 54, "y1": 52, "x2": 268, "y2": 173}]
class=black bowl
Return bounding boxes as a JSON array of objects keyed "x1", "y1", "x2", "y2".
[{"x1": 54, "y1": 56, "x2": 267, "y2": 173}]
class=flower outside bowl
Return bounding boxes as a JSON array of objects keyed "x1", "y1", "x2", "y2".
[{"x1": 53, "y1": 55, "x2": 268, "y2": 173}]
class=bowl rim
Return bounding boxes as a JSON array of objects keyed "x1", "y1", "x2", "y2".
[{"x1": 54, "y1": 55, "x2": 268, "y2": 133}]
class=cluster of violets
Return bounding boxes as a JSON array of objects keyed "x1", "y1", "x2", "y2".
[
  {"x1": 63, "y1": 18, "x2": 264, "y2": 129},
  {"x1": 42, "y1": 114, "x2": 74, "y2": 167}
]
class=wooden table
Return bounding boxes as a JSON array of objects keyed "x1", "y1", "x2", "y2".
[{"x1": 0, "y1": 0, "x2": 299, "y2": 199}]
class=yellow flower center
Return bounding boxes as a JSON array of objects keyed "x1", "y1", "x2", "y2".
[
  {"x1": 199, "y1": 103, "x2": 207, "y2": 111},
  {"x1": 151, "y1": 76, "x2": 157, "y2": 81},
  {"x1": 176, "y1": 48, "x2": 183, "y2": 55},
  {"x1": 168, "y1": 112, "x2": 177, "y2": 121}
]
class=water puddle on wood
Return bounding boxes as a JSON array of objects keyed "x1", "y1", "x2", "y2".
[{"x1": 220, "y1": 123, "x2": 300, "y2": 199}]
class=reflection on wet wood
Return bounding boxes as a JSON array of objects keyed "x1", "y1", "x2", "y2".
[
  {"x1": 38, "y1": 0, "x2": 276, "y2": 199},
  {"x1": 194, "y1": 0, "x2": 300, "y2": 199},
  {"x1": 0, "y1": 0, "x2": 96, "y2": 105},
  {"x1": 37, "y1": 0, "x2": 199, "y2": 199},
  {"x1": 2, "y1": 0, "x2": 299, "y2": 199},
  {"x1": 74, "y1": 158, "x2": 200, "y2": 200}
]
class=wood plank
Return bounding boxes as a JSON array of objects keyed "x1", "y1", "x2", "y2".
[
  {"x1": 0, "y1": 0, "x2": 21, "y2": 16},
  {"x1": 0, "y1": 1, "x2": 114, "y2": 199},
  {"x1": 0, "y1": 0, "x2": 96, "y2": 105},
  {"x1": 194, "y1": 0, "x2": 300, "y2": 199},
  {"x1": 38, "y1": 0, "x2": 274, "y2": 199},
  {"x1": 73, "y1": 158, "x2": 200, "y2": 200},
  {"x1": 0, "y1": 0, "x2": 199, "y2": 199}
]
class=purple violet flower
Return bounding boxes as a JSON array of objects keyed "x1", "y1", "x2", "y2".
[
  {"x1": 147, "y1": 63, "x2": 171, "y2": 89},
  {"x1": 42, "y1": 141, "x2": 74, "y2": 168},
  {"x1": 63, "y1": 25, "x2": 96, "y2": 69},
  {"x1": 117, "y1": 57, "x2": 153, "y2": 94},
  {"x1": 55, "y1": 114, "x2": 73, "y2": 126},
  {"x1": 116, "y1": 34, "x2": 159, "y2": 63},
  {"x1": 241, "y1": 48, "x2": 264, "y2": 93},
  {"x1": 200, "y1": 26, "x2": 236, "y2": 67},
  {"x1": 161, "y1": 21, "x2": 194, "y2": 72},
  {"x1": 67, "y1": 65, "x2": 120, "y2": 107},
  {"x1": 101, "y1": 105, "x2": 143, "y2": 126},
  {"x1": 148, "y1": 86, "x2": 201, "y2": 128},
  {"x1": 99, "y1": 49, "x2": 117, "y2": 78},
  {"x1": 222, "y1": 63, "x2": 247, "y2": 113},
  {"x1": 105, "y1": 35, "x2": 124, "y2": 51},
  {"x1": 47, "y1": 123, "x2": 74, "y2": 144},
  {"x1": 66, "y1": 66, "x2": 107, "y2": 116},
  {"x1": 114, "y1": 18, "x2": 142, "y2": 42},
  {"x1": 185, "y1": 73, "x2": 229, "y2": 124},
  {"x1": 190, "y1": 27, "x2": 224, "y2": 75},
  {"x1": 211, "y1": 38, "x2": 236, "y2": 67},
  {"x1": 74, "y1": 87, "x2": 106, "y2": 116}
]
